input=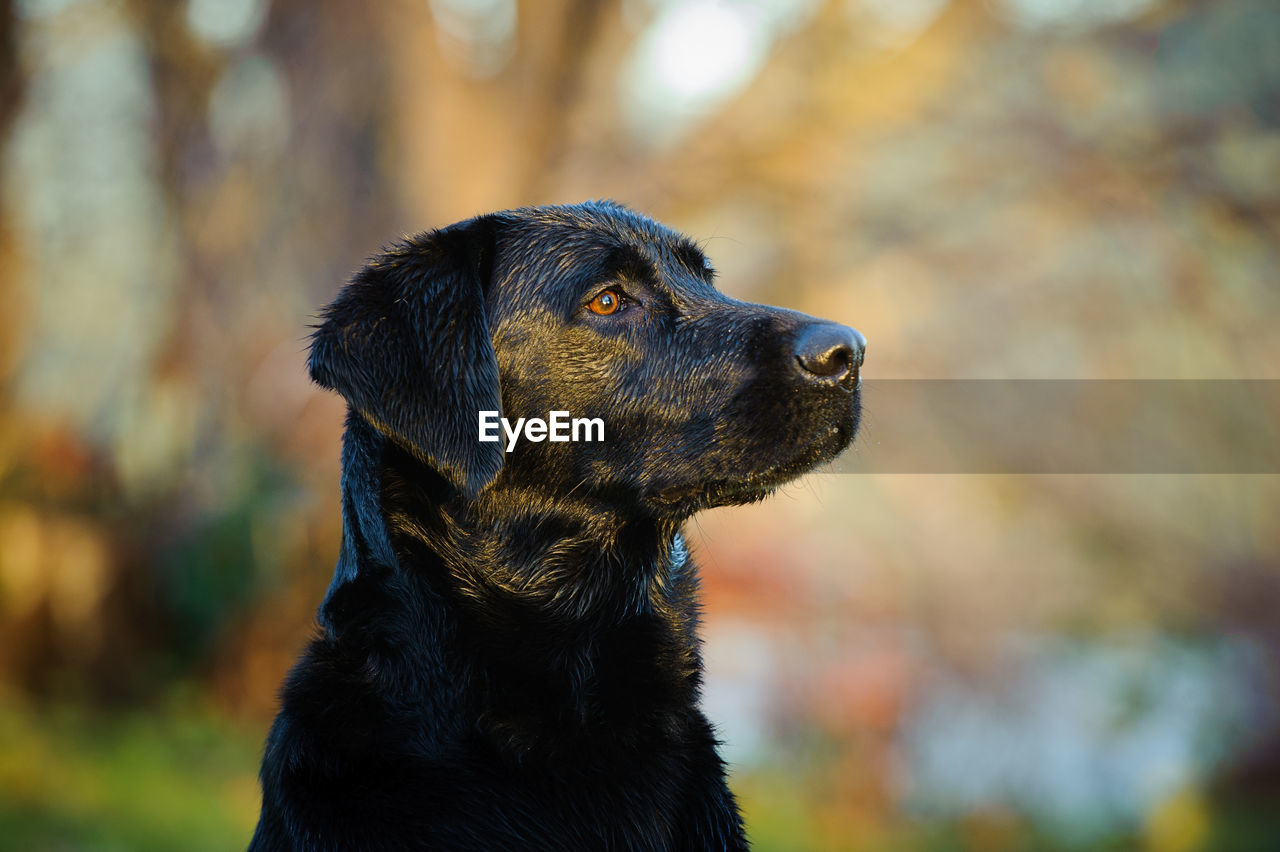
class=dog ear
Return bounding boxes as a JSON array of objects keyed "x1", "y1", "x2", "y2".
[{"x1": 308, "y1": 215, "x2": 504, "y2": 498}]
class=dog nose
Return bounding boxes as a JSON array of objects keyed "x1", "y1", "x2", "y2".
[{"x1": 794, "y1": 323, "x2": 865, "y2": 383}]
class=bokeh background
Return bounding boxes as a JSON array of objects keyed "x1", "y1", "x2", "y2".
[{"x1": 1, "y1": 0, "x2": 1278, "y2": 849}]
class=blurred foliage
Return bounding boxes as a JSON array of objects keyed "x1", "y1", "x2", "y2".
[
  {"x1": 0, "y1": 0, "x2": 1278, "y2": 848},
  {"x1": 0, "y1": 691, "x2": 260, "y2": 851}
]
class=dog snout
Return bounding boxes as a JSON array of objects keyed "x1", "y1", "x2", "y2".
[{"x1": 793, "y1": 323, "x2": 865, "y2": 385}]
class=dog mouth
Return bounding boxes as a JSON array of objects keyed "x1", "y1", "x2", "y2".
[
  {"x1": 650, "y1": 417, "x2": 854, "y2": 513},
  {"x1": 752, "y1": 422, "x2": 852, "y2": 486}
]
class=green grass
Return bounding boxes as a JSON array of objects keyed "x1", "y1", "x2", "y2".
[
  {"x1": 3, "y1": 694, "x2": 1272, "y2": 852},
  {"x1": 0, "y1": 694, "x2": 262, "y2": 852}
]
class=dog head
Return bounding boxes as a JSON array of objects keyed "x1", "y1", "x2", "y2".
[{"x1": 309, "y1": 201, "x2": 864, "y2": 517}]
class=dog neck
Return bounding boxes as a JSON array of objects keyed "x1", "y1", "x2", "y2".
[
  {"x1": 321, "y1": 411, "x2": 692, "y2": 631},
  {"x1": 315, "y1": 412, "x2": 704, "y2": 746}
]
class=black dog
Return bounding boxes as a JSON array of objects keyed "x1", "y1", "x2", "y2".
[{"x1": 250, "y1": 201, "x2": 864, "y2": 851}]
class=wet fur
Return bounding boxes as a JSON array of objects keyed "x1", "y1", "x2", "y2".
[{"x1": 250, "y1": 202, "x2": 860, "y2": 850}]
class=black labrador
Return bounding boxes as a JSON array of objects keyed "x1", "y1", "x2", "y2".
[{"x1": 250, "y1": 201, "x2": 864, "y2": 851}]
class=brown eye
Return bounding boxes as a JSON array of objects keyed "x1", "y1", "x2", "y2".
[{"x1": 587, "y1": 289, "x2": 623, "y2": 316}]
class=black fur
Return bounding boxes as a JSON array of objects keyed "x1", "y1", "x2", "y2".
[{"x1": 250, "y1": 201, "x2": 864, "y2": 851}]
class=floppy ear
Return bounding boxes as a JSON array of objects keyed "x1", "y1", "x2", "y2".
[{"x1": 308, "y1": 215, "x2": 504, "y2": 498}]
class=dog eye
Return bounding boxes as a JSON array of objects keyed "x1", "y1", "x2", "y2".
[{"x1": 587, "y1": 289, "x2": 625, "y2": 316}]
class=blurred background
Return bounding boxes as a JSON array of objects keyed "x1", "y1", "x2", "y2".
[{"x1": 1, "y1": 0, "x2": 1278, "y2": 848}]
